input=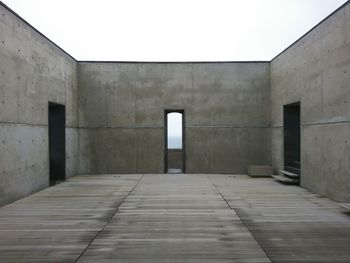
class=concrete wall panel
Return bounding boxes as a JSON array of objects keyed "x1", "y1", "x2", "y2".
[
  {"x1": 191, "y1": 64, "x2": 270, "y2": 126},
  {"x1": 135, "y1": 128, "x2": 164, "y2": 173},
  {"x1": 78, "y1": 128, "x2": 164, "y2": 174},
  {"x1": 136, "y1": 64, "x2": 193, "y2": 126},
  {"x1": 78, "y1": 62, "x2": 271, "y2": 174},
  {"x1": 0, "y1": 124, "x2": 48, "y2": 206},
  {"x1": 301, "y1": 124, "x2": 350, "y2": 202},
  {"x1": 271, "y1": 3, "x2": 350, "y2": 201},
  {"x1": 271, "y1": 127, "x2": 283, "y2": 173},
  {"x1": 186, "y1": 127, "x2": 270, "y2": 174},
  {"x1": 66, "y1": 127, "x2": 79, "y2": 178},
  {"x1": 0, "y1": 4, "x2": 78, "y2": 205}
]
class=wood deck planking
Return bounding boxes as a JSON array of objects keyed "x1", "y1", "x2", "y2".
[
  {"x1": 0, "y1": 174, "x2": 142, "y2": 263},
  {"x1": 77, "y1": 174, "x2": 270, "y2": 263},
  {"x1": 0, "y1": 174, "x2": 350, "y2": 262},
  {"x1": 210, "y1": 175, "x2": 350, "y2": 263}
]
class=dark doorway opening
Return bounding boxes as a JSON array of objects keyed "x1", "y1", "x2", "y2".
[
  {"x1": 164, "y1": 110, "x2": 185, "y2": 174},
  {"x1": 48, "y1": 102, "x2": 66, "y2": 185},
  {"x1": 283, "y1": 102, "x2": 301, "y2": 184}
]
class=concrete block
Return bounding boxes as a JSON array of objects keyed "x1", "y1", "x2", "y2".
[{"x1": 248, "y1": 165, "x2": 272, "y2": 177}]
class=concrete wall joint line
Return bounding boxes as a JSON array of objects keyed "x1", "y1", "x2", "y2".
[
  {"x1": 78, "y1": 126, "x2": 164, "y2": 129},
  {"x1": 0, "y1": 121, "x2": 79, "y2": 129},
  {"x1": 187, "y1": 125, "x2": 271, "y2": 129},
  {"x1": 301, "y1": 120, "x2": 350, "y2": 127}
]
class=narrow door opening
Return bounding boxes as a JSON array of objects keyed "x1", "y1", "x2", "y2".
[
  {"x1": 164, "y1": 110, "x2": 185, "y2": 174},
  {"x1": 48, "y1": 102, "x2": 66, "y2": 185},
  {"x1": 283, "y1": 102, "x2": 301, "y2": 184}
]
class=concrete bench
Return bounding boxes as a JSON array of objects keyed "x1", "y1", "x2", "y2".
[{"x1": 248, "y1": 165, "x2": 272, "y2": 177}]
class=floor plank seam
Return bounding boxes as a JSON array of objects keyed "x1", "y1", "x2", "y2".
[
  {"x1": 211, "y1": 179, "x2": 274, "y2": 263},
  {"x1": 73, "y1": 174, "x2": 145, "y2": 263},
  {"x1": 3, "y1": 175, "x2": 350, "y2": 262}
]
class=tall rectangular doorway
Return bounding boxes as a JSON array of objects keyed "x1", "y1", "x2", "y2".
[
  {"x1": 283, "y1": 102, "x2": 301, "y2": 184},
  {"x1": 48, "y1": 102, "x2": 66, "y2": 185},
  {"x1": 164, "y1": 110, "x2": 185, "y2": 174}
]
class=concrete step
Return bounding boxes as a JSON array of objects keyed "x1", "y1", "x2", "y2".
[
  {"x1": 340, "y1": 203, "x2": 350, "y2": 210},
  {"x1": 285, "y1": 166, "x2": 300, "y2": 175},
  {"x1": 280, "y1": 170, "x2": 299, "y2": 178},
  {"x1": 272, "y1": 175, "x2": 299, "y2": 184},
  {"x1": 167, "y1": 168, "x2": 183, "y2": 174}
]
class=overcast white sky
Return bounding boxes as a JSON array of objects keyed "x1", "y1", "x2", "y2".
[
  {"x1": 167, "y1": 113, "x2": 182, "y2": 148},
  {"x1": 2, "y1": 0, "x2": 348, "y2": 61},
  {"x1": 168, "y1": 113, "x2": 182, "y2": 137}
]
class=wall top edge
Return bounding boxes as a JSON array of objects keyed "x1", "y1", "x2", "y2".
[
  {"x1": 271, "y1": 0, "x2": 350, "y2": 62},
  {"x1": 78, "y1": 61, "x2": 271, "y2": 64},
  {"x1": 2, "y1": 0, "x2": 348, "y2": 64},
  {"x1": 0, "y1": 1, "x2": 77, "y2": 62}
]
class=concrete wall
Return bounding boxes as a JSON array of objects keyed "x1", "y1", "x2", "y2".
[
  {"x1": 2, "y1": 0, "x2": 349, "y2": 205},
  {"x1": 0, "y1": 4, "x2": 78, "y2": 206},
  {"x1": 271, "y1": 3, "x2": 350, "y2": 202},
  {"x1": 78, "y1": 62, "x2": 271, "y2": 174}
]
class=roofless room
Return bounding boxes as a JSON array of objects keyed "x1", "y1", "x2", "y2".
[{"x1": 0, "y1": 0, "x2": 350, "y2": 262}]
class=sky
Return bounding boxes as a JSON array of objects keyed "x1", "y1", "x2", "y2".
[
  {"x1": 2, "y1": 0, "x2": 348, "y2": 61},
  {"x1": 167, "y1": 113, "x2": 182, "y2": 149}
]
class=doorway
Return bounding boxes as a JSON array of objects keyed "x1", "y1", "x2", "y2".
[
  {"x1": 48, "y1": 102, "x2": 66, "y2": 185},
  {"x1": 164, "y1": 110, "x2": 185, "y2": 174},
  {"x1": 283, "y1": 102, "x2": 301, "y2": 183}
]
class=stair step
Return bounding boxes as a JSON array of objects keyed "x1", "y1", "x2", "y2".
[
  {"x1": 280, "y1": 170, "x2": 299, "y2": 178},
  {"x1": 272, "y1": 175, "x2": 299, "y2": 184},
  {"x1": 285, "y1": 166, "x2": 300, "y2": 174},
  {"x1": 340, "y1": 203, "x2": 350, "y2": 210}
]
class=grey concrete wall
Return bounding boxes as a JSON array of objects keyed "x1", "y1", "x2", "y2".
[
  {"x1": 271, "y1": 3, "x2": 350, "y2": 202},
  {"x1": 78, "y1": 62, "x2": 271, "y2": 174},
  {"x1": 0, "y1": 4, "x2": 78, "y2": 206},
  {"x1": 2, "y1": 0, "x2": 347, "y2": 207}
]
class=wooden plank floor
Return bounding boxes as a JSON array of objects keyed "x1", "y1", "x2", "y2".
[
  {"x1": 1, "y1": 174, "x2": 350, "y2": 262},
  {"x1": 76, "y1": 174, "x2": 270, "y2": 263},
  {"x1": 0, "y1": 174, "x2": 142, "y2": 263},
  {"x1": 209, "y1": 174, "x2": 350, "y2": 263}
]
